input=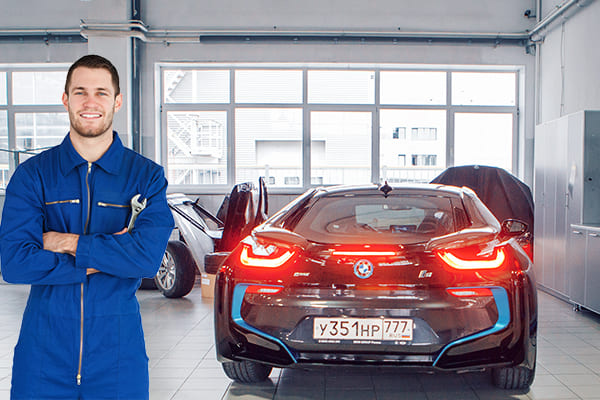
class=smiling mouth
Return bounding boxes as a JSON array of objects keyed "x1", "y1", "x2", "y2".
[{"x1": 80, "y1": 113, "x2": 102, "y2": 119}]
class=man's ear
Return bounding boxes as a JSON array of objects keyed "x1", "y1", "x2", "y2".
[
  {"x1": 114, "y1": 93, "x2": 123, "y2": 112},
  {"x1": 62, "y1": 92, "x2": 68, "y2": 110}
]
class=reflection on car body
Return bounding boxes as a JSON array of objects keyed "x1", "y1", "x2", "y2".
[{"x1": 214, "y1": 183, "x2": 537, "y2": 390}]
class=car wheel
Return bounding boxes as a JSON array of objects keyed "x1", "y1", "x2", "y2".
[
  {"x1": 221, "y1": 360, "x2": 272, "y2": 383},
  {"x1": 155, "y1": 241, "x2": 197, "y2": 298},
  {"x1": 491, "y1": 364, "x2": 535, "y2": 390},
  {"x1": 204, "y1": 252, "x2": 230, "y2": 274}
]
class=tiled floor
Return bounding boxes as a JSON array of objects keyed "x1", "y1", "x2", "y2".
[{"x1": 1, "y1": 280, "x2": 600, "y2": 400}]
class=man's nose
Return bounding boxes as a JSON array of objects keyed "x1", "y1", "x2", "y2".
[{"x1": 82, "y1": 95, "x2": 98, "y2": 107}]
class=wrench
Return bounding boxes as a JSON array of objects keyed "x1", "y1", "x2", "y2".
[{"x1": 127, "y1": 194, "x2": 147, "y2": 231}]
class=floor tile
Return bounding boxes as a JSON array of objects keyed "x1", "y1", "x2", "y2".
[{"x1": 2, "y1": 282, "x2": 600, "y2": 399}]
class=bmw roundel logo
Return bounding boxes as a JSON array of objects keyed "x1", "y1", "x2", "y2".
[{"x1": 353, "y1": 259, "x2": 374, "y2": 279}]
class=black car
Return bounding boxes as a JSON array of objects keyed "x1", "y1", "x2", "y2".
[{"x1": 214, "y1": 183, "x2": 537, "y2": 390}]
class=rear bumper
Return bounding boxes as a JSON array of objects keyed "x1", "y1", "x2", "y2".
[{"x1": 214, "y1": 274, "x2": 536, "y2": 371}]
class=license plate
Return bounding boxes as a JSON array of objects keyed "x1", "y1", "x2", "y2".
[{"x1": 313, "y1": 317, "x2": 413, "y2": 341}]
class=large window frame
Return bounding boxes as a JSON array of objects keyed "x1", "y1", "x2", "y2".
[
  {"x1": 157, "y1": 63, "x2": 521, "y2": 193},
  {"x1": 0, "y1": 64, "x2": 70, "y2": 189}
]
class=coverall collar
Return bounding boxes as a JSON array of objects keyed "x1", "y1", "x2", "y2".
[{"x1": 59, "y1": 131, "x2": 124, "y2": 176}]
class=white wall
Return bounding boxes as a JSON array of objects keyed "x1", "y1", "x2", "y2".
[
  {"x1": 143, "y1": 0, "x2": 535, "y2": 32},
  {"x1": 537, "y1": 0, "x2": 600, "y2": 123}
]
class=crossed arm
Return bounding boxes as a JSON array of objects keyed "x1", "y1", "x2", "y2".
[{"x1": 43, "y1": 228, "x2": 127, "y2": 275}]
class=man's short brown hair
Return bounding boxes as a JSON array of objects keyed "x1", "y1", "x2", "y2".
[{"x1": 64, "y1": 54, "x2": 121, "y2": 96}]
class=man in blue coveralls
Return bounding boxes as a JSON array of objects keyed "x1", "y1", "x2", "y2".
[{"x1": 0, "y1": 55, "x2": 174, "y2": 399}]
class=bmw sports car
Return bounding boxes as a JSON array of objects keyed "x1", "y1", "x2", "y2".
[{"x1": 214, "y1": 183, "x2": 537, "y2": 390}]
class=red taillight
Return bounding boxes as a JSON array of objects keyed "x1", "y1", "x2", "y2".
[
  {"x1": 330, "y1": 244, "x2": 402, "y2": 257},
  {"x1": 331, "y1": 250, "x2": 397, "y2": 256},
  {"x1": 245, "y1": 285, "x2": 283, "y2": 295},
  {"x1": 447, "y1": 288, "x2": 494, "y2": 297},
  {"x1": 437, "y1": 246, "x2": 506, "y2": 270},
  {"x1": 239, "y1": 236, "x2": 295, "y2": 268}
]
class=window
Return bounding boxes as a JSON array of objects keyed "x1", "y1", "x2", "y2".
[
  {"x1": 284, "y1": 176, "x2": 300, "y2": 185},
  {"x1": 411, "y1": 154, "x2": 437, "y2": 166},
  {"x1": 167, "y1": 111, "x2": 227, "y2": 185},
  {"x1": 0, "y1": 66, "x2": 69, "y2": 189},
  {"x1": 393, "y1": 127, "x2": 406, "y2": 140},
  {"x1": 164, "y1": 70, "x2": 229, "y2": 103},
  {"x1": 411, "y1": 127, "x2": 437, "y2": 141},
  {"x1": 311, "y1": 111, "x2": 372, "y2": 185},
  {"x1": 380, "y1": 71, "x2": 446, "y2": 105},
  {"x1": 397, "y1": 154, "x2": 406, "y2": 166},
  {"x1": 308, "y1": 70, "x2": 375, "y2": 104},
  {"x1": 452, "y1": 72, "x2": 516, "y2": 106},
  {"x1": 235, "y1": 108, "x2": 302, "y2": 186},
  {"x1": 0, "y1": 72, "x2": 7, "y2": 105},
  {"x1": 12, "y1": 71, "x2": 66, "y2": 105},
  {"x1": 0, "y1": 110, "x2": 8, "y2": 187},
  {"x1": 15, "y1": 113, "x2": 68, "y2": 161},
  {"x1": 159, "y1": 64, "x2": 520, "y2": 189},
  {"x1": 380, "y1": 109, "x2": 446, "y2": 183},
  {"x1": 235, "y1": 70, "x2": 302, "y2": 103},
  {"x1": 454, "y1": 113, "x2": 513, "y2": 171}
]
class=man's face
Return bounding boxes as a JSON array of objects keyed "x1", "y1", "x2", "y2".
[{"x1": 62, "y1": 67, "x2": 122, "y2": 139}]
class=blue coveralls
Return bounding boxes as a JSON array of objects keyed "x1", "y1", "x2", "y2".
[{"x1": 0, "y1": 132, "x2": 174, "y2": 400}]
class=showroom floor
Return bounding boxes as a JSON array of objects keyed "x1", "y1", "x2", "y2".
[{"x1": 1, "y1": 280, "x2": 600, "y2": 400}]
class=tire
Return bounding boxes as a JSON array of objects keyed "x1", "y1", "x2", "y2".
[
  {"x1": 155, "y1": 241, "x2": 197, "y2": 298},
  {"x1": 138, "y1": 278, "x2": 157, "y2": 290},
  {"x1": 491, "y1": 364, "x2": 535, "y2": 390},
  {"x1": 204, "y1": 252, "x2": 230, "y2": 274},
  {"x1": 221, "y1": 360, "x2": 272, "y2": 383}
]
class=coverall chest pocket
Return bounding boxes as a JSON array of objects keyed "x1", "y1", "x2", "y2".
[
  {"x1": 95, "y1": 192, "x2": 132, "y2": 234},
  {"x1": 44, "y1": 191, "x2": 82, "y2": 233}
]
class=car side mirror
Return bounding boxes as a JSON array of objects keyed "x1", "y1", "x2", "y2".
[{"x1": 501, "y1": 219, "x2": 528, "y2": 237}]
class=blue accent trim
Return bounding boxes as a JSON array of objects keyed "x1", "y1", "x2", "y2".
[
  {"x1": 231, "y1": 284, "x2": 297, "y2": 363},
  {"x1": 433, "y1": 286, "x2": 510, "y2": 367}
]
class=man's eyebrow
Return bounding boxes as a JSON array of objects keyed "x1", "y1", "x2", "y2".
[{"x1": 70, "y1": 86, "x2": 111, "y2": 92}]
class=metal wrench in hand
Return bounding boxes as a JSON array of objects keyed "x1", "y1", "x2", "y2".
[{"x1": 127, "y1": 194, "x2": 147, "y2": 231}]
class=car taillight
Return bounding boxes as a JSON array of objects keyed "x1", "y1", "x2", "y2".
[
  {"x1": 239, "y1": 236, "x2": 295, "y2": 268},
  {"x1": 447, "y1": 288, "x2": 494, "y2": 297},
  {"x1": 331, "y1": 250, "x2": 397, "y2": 257},
  {"x1": 437, "y1": 246, "x2": 506, "y2": 270}
]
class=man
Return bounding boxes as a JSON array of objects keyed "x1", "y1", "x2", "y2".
[{"x1": 0, "y1": 55, "x2": 174, "y2": 399}]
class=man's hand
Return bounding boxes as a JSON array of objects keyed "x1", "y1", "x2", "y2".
[
  {"x1": 45, "y1": 228, "x2": 127, "y2": 276},
  {"x1": 43, "y1": 231, "x2": 79, "y2": 257}
]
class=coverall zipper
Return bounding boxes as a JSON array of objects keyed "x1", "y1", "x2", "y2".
[{"x1": 77, "y1": 161, "x2": 92, "y2": 386}]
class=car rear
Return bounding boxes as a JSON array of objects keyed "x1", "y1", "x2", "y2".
[{"x1": 214, "y1": 185, "x2": 536, "y2": 384}]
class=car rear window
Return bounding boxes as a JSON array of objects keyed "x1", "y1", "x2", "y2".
[{"x1": 293, "y1": 193, "x2": 458, "y2": 244}]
